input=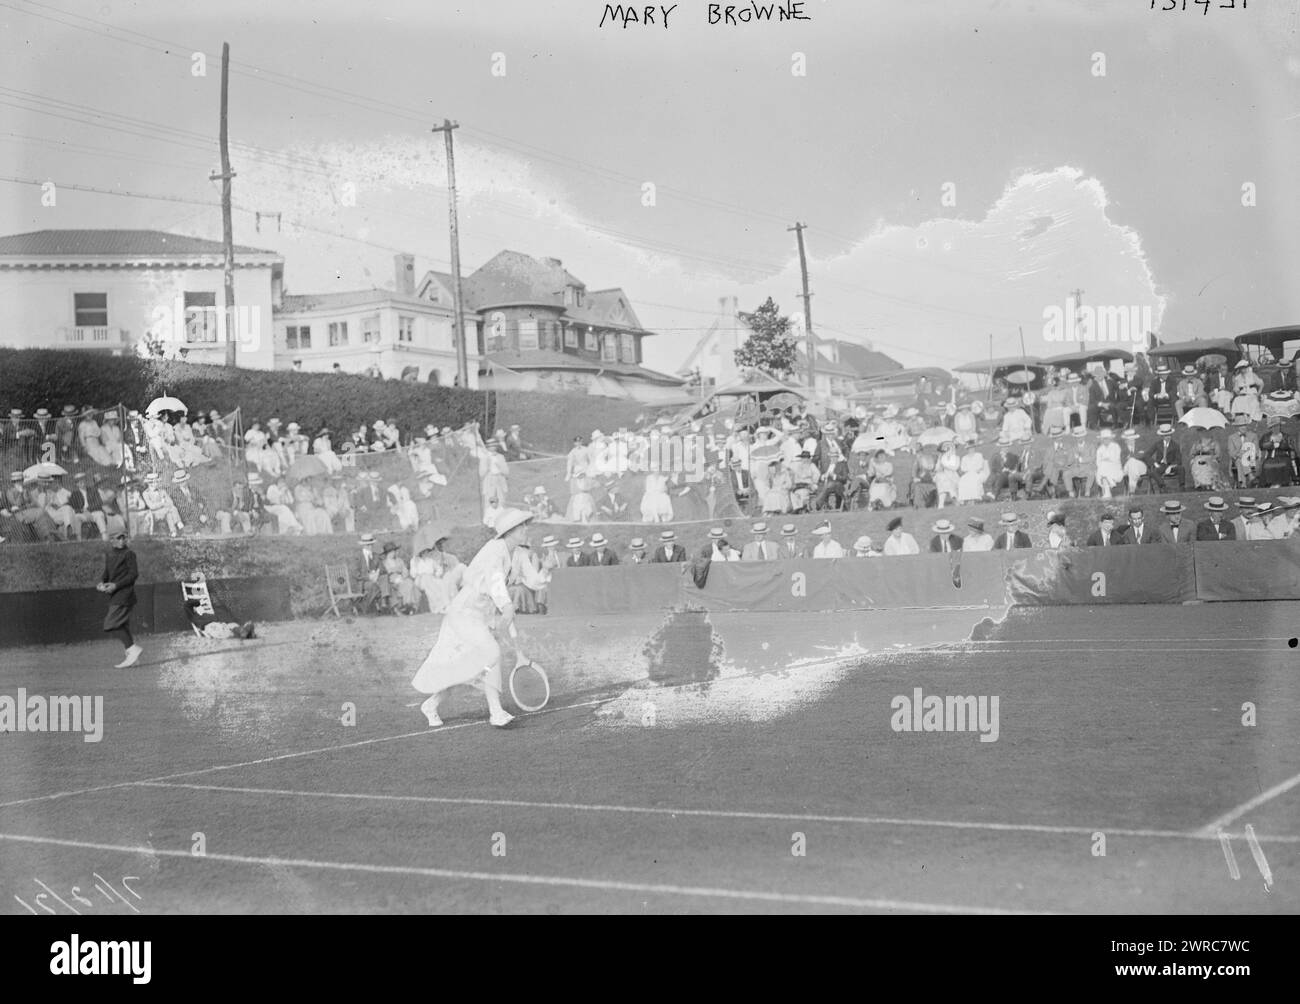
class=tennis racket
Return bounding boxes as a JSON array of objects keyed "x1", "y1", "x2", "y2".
[{"x1": 509, "y1": 660, "x2": 551, "y2": 712}]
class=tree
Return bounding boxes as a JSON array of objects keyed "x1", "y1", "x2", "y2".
[{"x1": 735, "y1": 297, "x2": 798, "y2": 378}]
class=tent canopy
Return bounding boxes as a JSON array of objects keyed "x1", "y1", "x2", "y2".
[
  {"x1": 1042, "y1": 348, "x2": 1134, "y2": 368},
  {"x1": 1149, "y1": 338, "x2": 1241, "y2": 363},
  {"x1": 1235, "y1": 326, "x2": 1300, "y2": 358},
  {"x1": 853, "y1": 367, "x2": 951, "y2": 392},
  {"x1": 953, "y1": 355, "x2": 1045, "y2": 374}
]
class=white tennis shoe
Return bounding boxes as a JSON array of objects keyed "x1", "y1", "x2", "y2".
[
  {"x1": 488, "y1": 710, "x2": 515, "y2": 728},
  {"x1": 420, "y1": 696, "x2": 443, "y2": 728},
  {"x1": 115, "y1": 645, "x2": 142, "y2": 668}
]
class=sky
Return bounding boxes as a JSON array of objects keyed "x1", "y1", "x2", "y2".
[{"x1": 2, "y1": 0, "x2": 1299, "y2": 374}]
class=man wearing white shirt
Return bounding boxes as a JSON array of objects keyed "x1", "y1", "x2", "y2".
[
  {"x1": 707, "y1": 527, "x2": 741, "y2": 561},
  {"x1": 882, "y1": 515, "x2": 920, "y2": 555},
  {"x1": 809, "y1": 520, "x2": 845, "y2": 558}
]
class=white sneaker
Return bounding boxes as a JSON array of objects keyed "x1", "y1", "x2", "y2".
[
  {"x1": 488, "y1": 710, "x2": 515, "y2": 728},
  {"x1": 420, "y1": 696, "x2": 443, "y2": 728},
  {"x1": 115, "y1": 644, "x2": 142, "y2": 668}
]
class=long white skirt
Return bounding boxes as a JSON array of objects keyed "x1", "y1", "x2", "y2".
[
  {"x1": 411, "y1": 608, "x2": 502, "y2": 695},
  {"x1": 639, "y1": 488, "x2": 673, "y2": 522}
]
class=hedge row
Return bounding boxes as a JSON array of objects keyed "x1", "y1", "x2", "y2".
[{"x1": 0, "y1": 350, "x2": 651, "y2": 453}]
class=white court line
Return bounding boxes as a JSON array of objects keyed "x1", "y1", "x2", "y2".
[
  {"x1": 1196, "y1": 770, "x2": 1300, "y2": 837},
  {"x1": 0, "y1": 831, "x2": 1047, "y2": 915},
  {"x1": 132, "y1": 781, "x2": 1300, "y2": 844},
  {"x1": 919, "y1": 647, "x2": 1288, "y2": 656},
  {"x1": 0, "y1": 694, "x2": 618, "y2": 812}
]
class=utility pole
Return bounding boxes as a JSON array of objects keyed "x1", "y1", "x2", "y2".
[
  {"x1": 212, "y1": 42, "x2": 237, "y2": 367},
  {"x1": 788, "y1": 223, "x2": 815, "y2": 392},
  {"x1": 1069, "y1": 287, "x2": 1085, "y2": 345},
  {"x1": 432, "y1": 119, "x2": 469, "y2": 388}
]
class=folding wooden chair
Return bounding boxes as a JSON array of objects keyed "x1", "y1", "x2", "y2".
[
  {"x1": 325, "y1": 563, "x2": 363, "y2": 618},
  {"x1": 181, "y1": 579, "x2": 214, "y2": 637}
]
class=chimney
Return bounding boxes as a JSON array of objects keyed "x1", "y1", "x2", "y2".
[{"x1": 395, "y1": 253, "x2": 415, "y2": 296}]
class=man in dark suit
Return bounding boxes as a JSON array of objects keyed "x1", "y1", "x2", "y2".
[
  {"x1": 1158, "y1": 499, "x2": 1196, "y2": 543},
  {"x1": 69, "y1": 471, "x2": 107, "y2": 539},
  {"x1": 1196, "y1": 497, "x2": 1237, "y2": 541},
  {"x1": 992, "y1": 512, "x2": 1032, "y2": 549},
  {"x1": 650, "y1": 529, "x2": 687, "y2": 563},
  {"x1": 588, "y1": 532, "x2": 620, "y2": 566},
  {"x1": 1122, "y1": 505, "x2": 1162, "y2": 544},
  {"x1": 1084, "y1": 510, "x2": 1127, "y2": 546},
  {"x1": 990, "y1": 436, "x2": 1021, "y2": 500},
  {"x1": 1145, "y1": 424, "x2": 1183, "y2": 492},
  {"x1": 1087, "y1": 369, "x2": 1119, "y2": 430},
  {"x1": 355, "y1": 532, "x2": 390, "y2": 612},
  {"x1": 564, "y1": 537, "x2": 591, "y2": 567},
  {"x1": 928, "y1": 518, "x2": 963, "y2": 552},
  {"x1": 170, "y1": 470, "x2": 210, "y2": 535},
  {"x1": 97, "y1": 529, "x2": 142, "y2": 667},
  {"x1": 777, "y1": 523, "x2": 805, "y2": 559},
  {"x1": 1147, "y1": 364, "x2": 1178, "y2": 427}
]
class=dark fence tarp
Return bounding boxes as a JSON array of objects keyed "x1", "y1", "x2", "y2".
[
  {"x1": 546, "y1": 563, "x2": 682, "y2": 616},
  {"x1": 1192, "y1": 539, "x2": 1300, "y2": 601},
  {"x1": 680, "y1": 553, "x2": 1010, "y2": 613},
  {"x1": 1003, "y1": 545, "x2": 1197, "y2": 606},
  {"x1": 0, "y1": 576, "x2": 292, "y2": 647}
]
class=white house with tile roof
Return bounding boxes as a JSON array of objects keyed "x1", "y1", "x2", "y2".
[
  {"x1": 457, "y1": 249, "x2": 690, "y2": 404},
  {"x1": 272, "y1": 254, "x2": 479, "y2": 386},
  {"x1": 0, "y1": 229, "x2": 283, "y2": 369}
]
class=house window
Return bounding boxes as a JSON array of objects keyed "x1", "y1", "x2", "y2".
[
  {"x1": 574, "y1": 287, "x2": 584, "y2": 308},
  {"x1": 619, "y1": 333, "x2": 635, "y2": 363},
  {"x1": 362, "y1": 314, "x2": 381, "y2": 344},
  {"x1": 329, "y1": 321, "x2": 348, "y2": 347},
  {"x1": 183, "y1": 291, "x2": 218, "y2": 343},
  {"x1": 601, "y1": 333, "x2": 617, "y2": 363},
  {"x1": 74, "y1": 292, "x2": 108, "y2": 328},
  {"x1": 564, "y1": 325, "x2": 577, "y2": 349},
  {"x1": 286, "y1": 325, "x2": 312, "y2": 350},
  {"x1": 584, "y1": 329, "x2": 597, "y2": 352},
  {"x1": 518, "y1": 319, "x2": 539, "y2": 351},
  {"x1": 399, "y1": 316, "x2": 415, "y2": 343}
]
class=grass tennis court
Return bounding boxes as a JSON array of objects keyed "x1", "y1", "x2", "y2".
[{"x1": 2, "y1": 602, "x2": 1296, "y2": 914}]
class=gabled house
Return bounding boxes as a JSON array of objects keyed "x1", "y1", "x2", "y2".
[
  {"x1": 273, "y1": 254, "x2": 478, "y2": 385},
  {"x1": 456, "y1": 250, "x2": 688, "y2": 404},
  {"x1": 0, "y1": 229, "x2": 282, "y2": 368}
]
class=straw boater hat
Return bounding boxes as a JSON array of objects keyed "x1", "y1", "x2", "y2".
[
  {"x1": 1066, "y1": 371, "x2": 1082, "y2": 384},
  {"x1": 61, "y1": 404, "x2": 77, "y2": 415},
  {"x1": 172, "y1": 469, "x2": 190, "y2": 484},
  {"x1": 659, "y1": 529, "x2": 677, "y2": 542},
  {"x1": 932, "y1": 518, "x2": 954, "y2": 534},
  {"x1": 707, "y1": 527, "x2": 727, "y2": 541},
  {"x1": 1204, "y1": 497, "x2": 1228, "y2": 512},
  {"x1": 999, "y1": 511, "x2": 1019, "y2": 526},
  {"x1": 1237, "y1": 496, "x2": 1256, "y2": 508},
  {"x1": 1049, "y1": 425, "x2": 1066, "y2": 438},
  {"x1": 247, "y1": 472, "x2": 263, "y2": 487},
  {"x1": 1181, "y1": 364, "x2": 1197, "y2": 376},
  {"x1": 1160, "y1": 500, "x2": 1184, "y2": 515},
  {"x1": 33, "y1": 407, "x2": 50, "y2": 419},
  {"x1": 103, "y1": 411, "x2": 119, "y2": 423},
  {"x1": 1154, "y1": 363, "x2": 1170, "y2": 376},
  {"x1": 1156, "y1": 423, "x2": 1175, "y2": 436},
  {"x1": 1098, "y1": 428, "x2": 1114, "y2": 440},
  {"x1": 590, "y1": 532, "x2": 608, "y2": 548},
  {"x1": 8, "y1": 471, "x2": 22, "y2": 482},
  {"x1": 630, "y1": 537, "x2": 646, "y2": 551},
  {"x1": 781, "y1": 523, "x2": 797, "y2": 537},
  {"x1": 1235, "y1": 359, "x2": 1250, "y2": 369},
  {"x1": 812, "y1": 520, "x2": 832, "y2": 536},
  {"x1": 359, "y1": 533, "x2": 376, "y2": 546},
  {"x1": 566, "y1": 536, "x2": 583, "y2": 549},
  {"x1": 540, "y1": 534, "x2": 558, "y2": 548},
  {"x1": 751, "y1": 522, "x2": 769, "y2": 535},
  {"x1": 493, "y1": 508, "x2": 533, "y2": 538},
  {"x1": 1071, "y1": 427, "x2": 1087, "y2": 438},
  {"x1": 1121, "y1": 428, "x2": 1139, "y2": 441},
  {"x1": 8, "y1": 408, "x2": 21, "y2": 418},
  {"x1": 144, "y1": 472, "x2": 161, "y2": 485}
]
